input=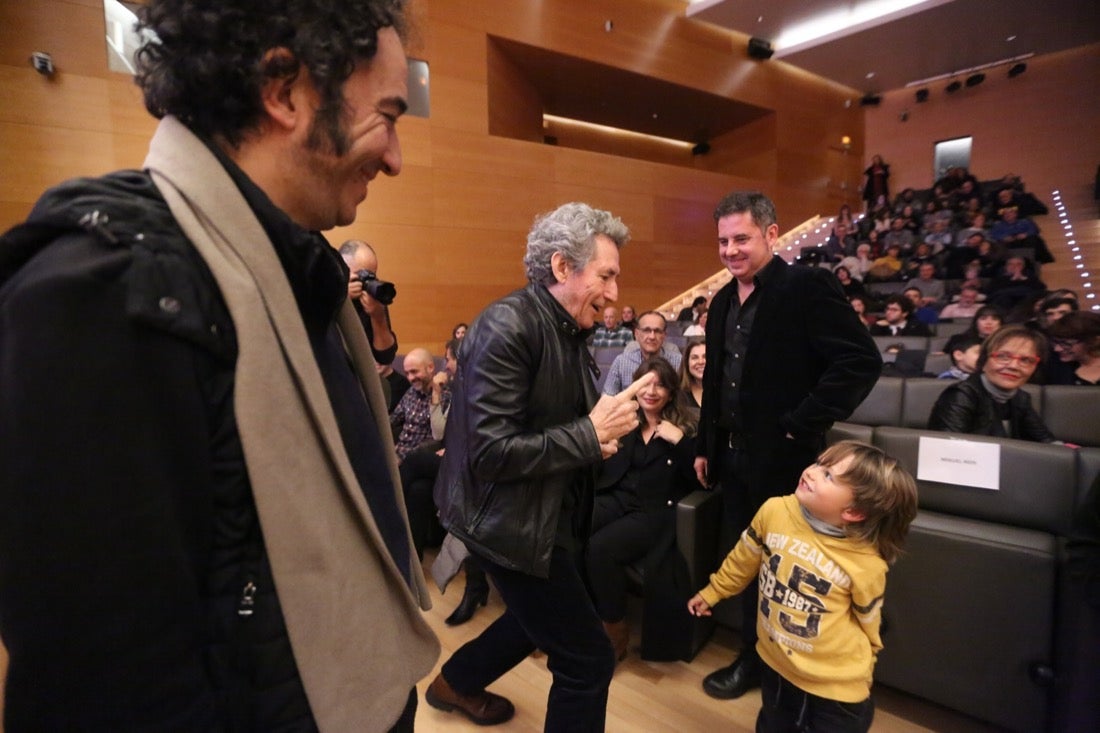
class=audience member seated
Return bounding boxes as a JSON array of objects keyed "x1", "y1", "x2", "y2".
[
  {"x1": 1047, "y1": 312, "x2": 1100, "y2": 386},
  {"x1": 938, "y1": 333, "x2": 983, "y2": 380},
  {"x1": 990, "y1": 177, "x2": 1049, "y2": 220},
  {"x1": 865, "y1": 243, "x2": 905, "y2": 283},
  {"x1": 592, "y1": 305, "x2": 634, "y2": 347},
  {"x1": 900, "y1": 242, "x2": 938, "y2": 279},
  {"x1": 928, "y1": 325, "x2": 1056, "y2": 442},
  {"x1": 880, "y1": 342, "x2": 927, "y2": 378},
  {"x1": 391, "y1": 348, "x2": 448, "y2": 463},
  {"x1": 620, "y1": 305, "x2": 638, "y2": 332},
  {"x1": 882, "y1": 218, "x2": 915, "y2": 255},
  {"x1": 399, "y1": 339, "x2": 458, "y2": 559},
  {"x1": 849, "y1": 294, "x2": 877, "y2": 328},
  {"x1": 603, "y1": 311, "x2": 681, "y2": 394},
  {"x1": 837, "y1": 243, "x2": 874, "y2": 281},
  {"x1": 836, "y1": 203, "x2": 855, "y2": 232},
  {"x1": 962, "y1": 305, "x2": 1005, "y2": 343},
  {"x1": 944, "y1": 231, "x2": 987, "y2": 279},
  {"x1": 892, "y1": 187, "x2": 920, "y2": 215},
  {"x1": 895, "y1": 204, "x2": 921, "y2": 234},
  {"x1": 451, "y1": 322, "x2": 468, "y2": 341},
  {"x1": 990, "y1": 205, "x2": 1040, "y2": 246},
  {"x1": 871, "y1": 294, "x2": 932, "y2": 337},
  {"x1": 938, "y1": 285, "x2": 984, "y2": 320},
  {"x1": 905, "y1": 261, "x2": 946, "y2": 307},
  {"x1": 987, "y1": 256, "x2": 1046, "y2": 312},
  {"x1": 956, "y1": 211, "x2": 990, "y2": 246},
  {"x1": 586, "y1": 357, "x2": 698, "y2": 662},
  {"x1": 677, "y1": 296, "x2": 707, "y2": 323},
  {"x1": 679, "y1": 338, "x2": 706, "y2": 410},
  {"x1": 834, "y1": 265, "x2": 867, "y2": 300},
  {"x1": 1030, "y1": 294, "x2": 1080, "y2": 384},
  {"x1": 824, "y1": 223, "x2": 856, "y2": 261},
  {"x1": 683, "y1": 310, "x2": 707, "y2": 337},
  {"x1": 903, "y1": 287, "x2": 939, "y2": 327},
  {"x1": 923, "y1": 219, "x2": 953, "y2": 254}
]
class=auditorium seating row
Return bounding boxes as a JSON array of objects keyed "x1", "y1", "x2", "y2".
[
  {"x1": 673, "y1": 426, "x2": 1097, "y2": 732},
  {"x1": 844, "y1": 375, "x2": 1100, "y2": 448},
  {"x1": 668, "y1": 371, "x2": 1099, "y2": 730}
]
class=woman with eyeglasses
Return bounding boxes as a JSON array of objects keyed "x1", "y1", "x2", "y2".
[
  {"x1": 929, "y1": 325, "x2": 1057, "y2": 442},
  {"x1": 1046, "y1": 311, "x2": 1100, "y2": 386}
]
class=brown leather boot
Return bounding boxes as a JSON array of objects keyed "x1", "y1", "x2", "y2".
[
  {"x1": 602, "y1": 619, "x2": 629, "y2": 662},
  {"x1": 425, "y1": 673, "x2": 515, "y2": 725}
]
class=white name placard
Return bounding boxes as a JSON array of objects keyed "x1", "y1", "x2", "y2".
[{"x1": 916, "y1": 436, "x2": 1001, "y2": 491}]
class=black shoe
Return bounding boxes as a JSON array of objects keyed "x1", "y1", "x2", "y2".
[
  {"x1": 702, "y1": 652, "x2": 761, "y2": 700},
  {"x1": 445, "y1": 583, "x2": 488, "y2": 626}
]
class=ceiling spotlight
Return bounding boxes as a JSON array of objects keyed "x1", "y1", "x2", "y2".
[
  {"x1": 945, "y1": 80, "x2": 962, "y2": 94},
  {"x1": 1008, "y1": 62, "x2": 1027, "y2": 78},
  {"x1": 915, "y1": 88, "x2": 929, "y2": 103},
  {"x1": 966, "y1": 73, "x2": 985, "y2": 87}
]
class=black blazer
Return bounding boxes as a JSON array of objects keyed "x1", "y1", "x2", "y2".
[
  {"x1": 597, "y1": 428, "x2": 697, "y2": 513},
  {"x1": 698, "y1": 256, "x2": 882, "y2": 487}
]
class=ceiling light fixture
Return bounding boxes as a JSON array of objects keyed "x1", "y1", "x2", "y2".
[
  {"x1": 770, "y1": 0, "x2": 949, "y2": 57},
  {"x1": 1008, "y1": 62, "x2": 1028, "y2": 78},
  {"x1": 965, "y1": 73, "x2": 985, "y2": 87},
  {"x1": 915, "y1": 88, "x2": 929, "y2": 103},
  {"x1": 945, "y1": 80, "x2": 962, "y2": 93}
]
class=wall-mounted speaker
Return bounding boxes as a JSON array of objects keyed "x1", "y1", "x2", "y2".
[{"x1": 747, "y1": 37, "x2": 773, "y2": 60}]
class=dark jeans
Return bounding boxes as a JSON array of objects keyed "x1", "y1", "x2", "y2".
[
  {"x1": 440, "y1": 545, "x2": 615, "y2": 733},
  {"x1": 757, "y1": 664, "x2": 873, "y2": 733},
  {"x1": 720, "y1": 439, "x2": 817, "y2": 650}
]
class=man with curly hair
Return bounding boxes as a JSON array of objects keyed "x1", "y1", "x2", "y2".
[{"x1": 0, "y1": 1, "x2": 437, "y2": 731}]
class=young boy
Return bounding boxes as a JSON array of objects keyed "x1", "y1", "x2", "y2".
[
  {"x1": 688, "y1": 441, "x2": 918, "y2": 733},
  {"x1": 938, "y1": 333, "x2": 982, "y2": 380}
]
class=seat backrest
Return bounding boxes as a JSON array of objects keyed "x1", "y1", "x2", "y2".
[
  {"x1": 902, "y1": 377, "x2": 957, "y2": 428},
  {"x1": 873, "y1": 426, "x2": 1078, "y2": 536},
  {"x1": 848, "y1": 376, "x2": 904, "y2": 427},
  {"x1": 872, "y1": 335, "x2": 930, "y2": 355},
  {"x1": 1041, "y1": 385, "x2": 1100, "y2": 447},
  {"x1": 1077, "y1": 447, "x2": 1100, "y2": 509},
  {"x1": 934, "y1": 319, "x2": 972, "y2": 338},
  {"x1": 922, "y1": 352, "x2": 953, "y2": 378}
]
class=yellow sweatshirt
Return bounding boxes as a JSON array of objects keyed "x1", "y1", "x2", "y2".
[{"x1": 699, "y1": 495, "x2": 887, "y2": 703}]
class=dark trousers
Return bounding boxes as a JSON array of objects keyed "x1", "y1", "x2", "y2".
[
  {"x1": 757, "y1": 664, "x2": 873, "y2": 733},
  {"x1": 586, "y1": 491, "x2": 664, "y2": 621},
  {"x1": 398, "y1": 447, "x2": 443, "y2": 559},
  {"x1": 719, "y1": 439, "x2": 818, "y2": 651},
  {"x1": 440, "y1": 545, "x2": 615, "y2": 733}
]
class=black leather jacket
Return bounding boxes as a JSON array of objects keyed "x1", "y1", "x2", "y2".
[
  {"x1": 434, "y1": 284, "x2": 602, "y2": 577},
  {"x1": 928, "y1": 373, "x2": 1056, "y2": 442}
]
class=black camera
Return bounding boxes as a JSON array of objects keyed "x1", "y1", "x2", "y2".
[{"x1": 355, "y1": 269, "x2": 396, "y2": 306}]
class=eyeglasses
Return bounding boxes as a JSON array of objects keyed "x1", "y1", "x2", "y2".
[
  {"x1": 1050, "y1": 338, "x2": 1079, "y2": 349},
  {"x1": 989, "y1": 351, "x2": 1039, "y2": 368},
  {"x1": 637, "y1": 327, "x2": 665, "y2": 335}
]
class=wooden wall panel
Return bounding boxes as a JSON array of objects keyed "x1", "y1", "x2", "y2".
[
  {"x1": 865, "y1": 43, "x2": 1100, "y2": 195},
  {"x1": 485, "y1": 37, "x2": 542, "y2": 142},
  {"x1": 2, "y1": 0, "x2": 873, "y2": 352}
]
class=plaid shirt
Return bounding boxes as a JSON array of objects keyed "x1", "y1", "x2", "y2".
[{"x1": 391, "y1": 385, "x2": 450, "y2": 460}]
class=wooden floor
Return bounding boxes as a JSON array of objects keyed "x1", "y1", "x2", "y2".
[{"x1": 414, "y1": 555, "x2": 1007, "y2": 733}]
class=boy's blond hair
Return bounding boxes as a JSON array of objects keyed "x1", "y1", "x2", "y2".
[{"x1": 817, "y1": 440, "x2": 918, "y2": 564}]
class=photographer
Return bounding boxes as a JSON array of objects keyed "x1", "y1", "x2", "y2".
[{"x1": 340, "y1": 239, "x2": 398, "y2": 365}]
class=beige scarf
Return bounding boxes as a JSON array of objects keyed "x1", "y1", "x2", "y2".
[{"x1": 144, "y1": 116, "x2": 438, "y2": 731}]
